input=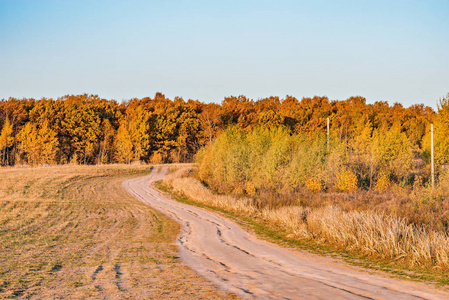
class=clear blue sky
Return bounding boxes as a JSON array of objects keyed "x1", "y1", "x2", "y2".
[{"x1": 1, "y1": 0, "x2": 448, "y2": 108}]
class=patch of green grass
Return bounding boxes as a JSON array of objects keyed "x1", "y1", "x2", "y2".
[
  {"x1": 71, "y1": 281, "x2": 84, "y2": 287},
  {"x1": 155, "y1": 180, "x2": 449, "y2": 287},
  {"x1": 23, "y1": 182, "x2": 33, "y2": 194}
]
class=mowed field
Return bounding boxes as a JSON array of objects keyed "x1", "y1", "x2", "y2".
[{"x1": 0, "y1": 165, "x2": 224, "y2": 299}]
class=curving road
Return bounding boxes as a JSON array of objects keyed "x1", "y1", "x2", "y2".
[{"x1": 123, "y1": 167, "x2": 449, "y2": 299}]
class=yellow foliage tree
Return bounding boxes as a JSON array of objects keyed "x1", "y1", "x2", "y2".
[
  {"x1": 0, "y1": 118, "x2": 14, "y2": 165},
  {"x1": 432, "y1": 94, "x2": 449, "y2": 168},
  {"x1": 350, "y1": 117, "x2": 375, "y2": 188},
  {"x1": 62, "y1": 101, "x2": 101, "y2": 164},
  {"x1": 115, "y1": 121, "x2": 133, "y2": 163},
  {"x1": 127, "y1": 106, "x2": 151, "y2": 161},
  {"x1": 16, "y1": 121, "x2": 59, "y2": 165},
  {"x1": 257, "y1": 110, "x2": 285, "y2": 128},
  {"x1": 39, "y1": 121, "x2": 59, "y2": 164},
  {"x1": 99, "y1": 119, "x2": 116, "y2": 164},
  {"x1": 373, "y1": 125, "x2": 413, "y2": 181}
]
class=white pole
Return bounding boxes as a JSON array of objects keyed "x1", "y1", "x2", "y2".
[
  {"x1": 431, "y1": 123, "x2": 435, "y2": 188},
  {"x1": 327, "y1": 117, "x2": 330, "y2": 153}
]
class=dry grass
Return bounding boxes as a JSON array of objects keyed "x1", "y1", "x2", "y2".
[
  {"x1": 0, "y1": 165, "x2": 225, "y2": 299},
  {"x1": 164, "y1": 167, "x2": 449, "y2": 271}
]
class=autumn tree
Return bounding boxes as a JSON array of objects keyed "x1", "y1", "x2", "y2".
[
  {"x1": 373, "y1": 125, "x2": 413, "y2": 182},
  {"x1": 0, "y1": 118, "x2": 14, "y2": 165},
  {"x1": 332, "y1": 96, "x2": 369, "y2": 141},
  {"x1": 127, "y1": 105, "x2": 151, "y2": 161},
  {"x1": 349, "y1": 117, "x2": 375, "y2": 188},
  {"x1": 98, "y1": 119, "x2": 116, "y2": 164},
  {"x1": 60, "y1": 97, "x2": 102, "y2": 164},
  {"x1": 425, "y1": 93, "x2": 449, "y2": 169},
  {"x1": 16, "y1": 122, "x2": 38, "y2": 165},
  {"x1": 257, "y1": 110, "x2": 285, "y2": 128},
  {"x1": 0, "y1": 98, "x2": 30, "y2": 129},
  {"x1": 0, "y1": 91, "x2": 444, "y2": 181},
  {"x1": 175, "y1": 101, "x2": 201, "y2": 162},
  {"x1": 278, "y1": 95, "x2": 301, "y2": 131},
  {"x1": 220, "y1": 96, "x2": 257, "y2": 131},
  {"x1": 115, "y1": 120, "x2": 133, "y2": 164},
  {"x1": 149, "y1": 96, "x2": 202, "y2": 163},
  {"x1": 16, "y1": 121, "x2": 59, "y2": 165},
  {"x1": 196, "y1": 101, "x2": 222, "y2": 144},
  {"x1": 294, "y1": 96, "x2": 332, "y2": 133},
  {"x1": 39, "y1": 121, "x2": 59, "y2": 164}
]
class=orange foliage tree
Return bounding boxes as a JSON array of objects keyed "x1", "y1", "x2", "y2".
[{"x1": 0, "y1": 91, "x2": 446, "y2": 182}]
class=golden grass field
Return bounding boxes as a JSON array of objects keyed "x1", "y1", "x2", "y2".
[
  {"x1": 0, "y1": 165, "x2": 226, "y2": 299},
  {"x1": 163, "y1": 167, "x2": 449, "y2": 284}
]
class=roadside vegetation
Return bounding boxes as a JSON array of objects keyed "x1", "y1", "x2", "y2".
[
  {"x1": 190, "y1": 103, "x2": 449, "y2": 271},
  {"x1": 0, "y1": 165, "x2": 224, "y2": 299},
  {"x1": 162, "y1": 93, "x2": 449, "y2": 281},
  {"x1": 195, "y1": 124, "x2": 449, "y2": 232},
  {"x1": 162, "y1": 167, "x2": 449, "y2": 284}
]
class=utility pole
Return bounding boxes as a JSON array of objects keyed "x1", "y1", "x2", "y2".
[
  {"x1": 431, "y1": 123, "x2": 435, "y2": 188},
  {"x1": 327, "y1": 117, "x2": 330, "y2": 153}
]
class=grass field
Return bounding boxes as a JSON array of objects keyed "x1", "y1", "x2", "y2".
[{"x1": 0, "y1": 165, "x2": 225, "y2": 299}]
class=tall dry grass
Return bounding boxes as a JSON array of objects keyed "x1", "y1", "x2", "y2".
[{"x1": 164, "y1": 167, "x2": 449, "y2": 270}]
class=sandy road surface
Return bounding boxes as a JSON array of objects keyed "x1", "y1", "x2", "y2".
[{"x1": 123, "y1": 167, "x2": 449, "y2": 299}]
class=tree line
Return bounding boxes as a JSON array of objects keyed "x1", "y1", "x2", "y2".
[{"x1": 0, "y1": 92, "x2": 448, "y2": 173}]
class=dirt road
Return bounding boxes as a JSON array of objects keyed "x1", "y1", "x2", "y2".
[{"x1": 123, "y1": 167, "x2": 449, "y2": 299}]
